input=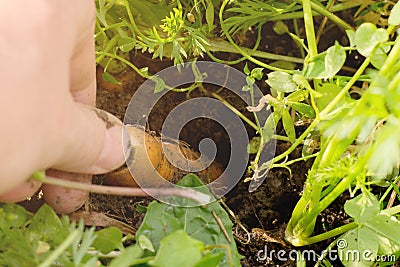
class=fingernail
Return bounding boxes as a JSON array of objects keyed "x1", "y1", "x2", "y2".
[{"x1": 91, "y1": 123, "x2": 125, "y2": 173}]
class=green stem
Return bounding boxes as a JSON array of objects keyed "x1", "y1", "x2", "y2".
[
  {"x1": 95, "y1": 35, "x2": 119, "y2": 64},
  {"x1": 290, "y1": 222, "x2": 357, "y2": 246},
  {"x1": 383, "y1": 205, "x2": 400, "y2": 216},
  {"x1": 210, "y1": 92, "x2": 258, "y2": 130},
  {"x1": 319, "y1": 57, "x2": 371, "y2": 118},
  {"x1": 302, "y1": 0, "x2": 318, "y2": 58},
  {"x1": 219, "y1": 0, "x2": 294, "y2": 73},
  {"x1": 380, "y1": 36, "x2": 400, "y2": 78},
  {"x1": 207, "y1": 39, "x2": 304, "y2": 64},
  {"x1": 38, "y1": 230, "x2": 80, "y2": 267}
]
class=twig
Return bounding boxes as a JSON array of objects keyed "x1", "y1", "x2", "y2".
[{"x1": 212, "y1": 210, "x2": 232, "y2": 243}]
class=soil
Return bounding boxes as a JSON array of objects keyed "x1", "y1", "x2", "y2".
[
  {"x1": 91, "y1": 17, "x2": 400, "y2": 266},
  {"x1": 92, "y1": 51, "x2": 349, "y2": 266},
  {"x1": 19, "y1": 13, "x2": 400, "y2": 266}
]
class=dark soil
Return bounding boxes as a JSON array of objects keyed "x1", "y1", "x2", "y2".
[
  {"x1": 93, "y1": 49, "x2": 350, "y2": 266},
  {"x1": 20, "y1": 14, "x2": 400, "y2": 266}
]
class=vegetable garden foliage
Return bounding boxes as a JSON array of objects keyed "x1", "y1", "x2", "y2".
[
  {"x1": 94, "y1": 0, "x2": 400, "y2": 265},
  {"x1": 0, "y1": 175, "x2": 241, "y2": 266}
]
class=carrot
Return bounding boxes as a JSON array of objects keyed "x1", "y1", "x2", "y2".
[{"x1": 103, "y1": 125, "x2": 223, "y2": 188}]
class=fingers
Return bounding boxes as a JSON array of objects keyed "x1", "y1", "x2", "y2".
[{"x1": 0, "y1": 179, "x2": 42, "y2": 203}]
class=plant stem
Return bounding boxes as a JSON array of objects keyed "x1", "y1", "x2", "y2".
[
  {"x1": 38, "y1": 176, "x2": 211, "y2": 205},
  {"x1": 38, "y1": 230, "x2": 80, "y2": 267},
  {"x1": 207, "y1": 39, "x2": 304, "y2": 64},
  {"x1": 302, "y1": 0, "x2": 318, "y2": 58},
  {"x1": 383, "y1": 205, "x2": 400, "y2": 216},
  {"x1": 219, "y1": 0, "x2": 294, "y2": 73},
  {"x1": 290, "y1": 222, "x2": 357, "y2": 246}
]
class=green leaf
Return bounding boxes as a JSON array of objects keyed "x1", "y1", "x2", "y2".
[
  {"x1": 389, "y1": 0, "x2": 400, "y2": 26},
  {"x1": 266, "y1": 71, "x2": 297, "y2": 93},
  {"x1": 303, "y1": 53, "x2": 327, "y2": 79},
  {"x1": 28, "y1": 204, "x2": 65, "y2": 244},
  {"x1": 316, "y1": 83, "x2": 343, "y2": 111},
  {"x1": 325, "y1": 42, "x2": 346, "y2": 79},
  {"x1": 195, "y1": 252, "x2": 224, "y2": 267},
  {"x1": 152, "y1": 76, "x2": 166, "y2": 93},
  {"x1": 92, "y1": 227, "x2": 123, "y2": 254},
  {"x1": 109, "y1": 245, "x2": 144, "y2": 267},
  {"x1": 118, "y1": 37, "x2": 136, "y2": 52},
  {"x1": 354, "y1": 23, "x2": 388, "y2": 57},
  {"x1": 344, "y1": 191, "x2": 380, "y2": 223},
  {"x1": 282, "y1": 109, "x2": 296, "y2": 143},
  {"x1": 138, "y1": 234, "x2": 155, "y2": 252},
  {"x1": 366, "y1": 116, "x2": 400, "y2": 180},
  {"x1": 286, "y1": 90, "x2": 308, "y2": 102},
  {"x1": 149, "y1": 230, "x2": 204, "y2": 267},
  {"x1": 273, "y1": 21, "x2": 289, "y2": 35},
  {"x1": 247, "y1": 136, "x2": 261, "y2": 154},
  {"x1": 340, "y1": 191, "x2": 400, "y2": 266},
  {"x1": 205, "y1": 0, "x2": 215, "y2": 32},
  {"x1": 290, "y1": 102, "x2": 315, "y2": 119},
  {"x1": 102, "y1": 71, "x2": 121, "y2": 85},
  {"x1": 261, "y1": 114, "x2": 278, "y2": 143},
  {"x1": 135, "y1": 174, "x2": 243, "y2": 267},
  {"x1": 243, "y1": 63, "x2": 250, "y2": 75},
  {"x1": 251, "y1": 67, "x2": 264, "y2": 80},
  {"x1": 0, "y1": 203, "x2": 31, "y2": 230}
]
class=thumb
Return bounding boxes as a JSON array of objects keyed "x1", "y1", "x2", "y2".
[{"x1": 52, "y1": 103, "x2": 126, "y2": 174}]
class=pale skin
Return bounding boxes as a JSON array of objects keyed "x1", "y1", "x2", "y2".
[{"x1": 0, "y1": 1, "x2": 125, "y2": 212}]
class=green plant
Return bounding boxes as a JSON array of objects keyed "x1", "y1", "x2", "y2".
[{"x1": 0, "y1": 175, "x2": 240, "y2": 266}]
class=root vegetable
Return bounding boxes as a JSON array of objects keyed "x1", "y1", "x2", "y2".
[
  {"x1": 42, "y1": 170, "x2": 91, "y2": 214},
  {"x1": 103, "y1": 125, "x2": 223, "y2": 188}
]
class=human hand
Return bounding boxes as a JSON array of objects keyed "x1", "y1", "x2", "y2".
[{"x1": 0, "y1": 0, "x2": 125, "y2": 212}]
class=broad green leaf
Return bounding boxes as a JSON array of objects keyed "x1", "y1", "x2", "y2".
[
  {"x1": 102, "y1": 71, "x2": 121, "y2": 85},
  {"x1": 344, "y1": 191, "x2": 379, "y2": 223},
  {"x1": 135, "y1": 174, "x2": 243, "y2": 267},
  {"x1": 195, "y1": 252, "x2": 224, "y2": 267},
  {"x1": 340, "y1": 191, "x2": 400, "y2": 266},
  {"x1": 282, "y1": 109, "x2": 296, "y2": 143},
  {"x1": 339, "y1": 227, "x2": 379, "y2": 267},
  {"x1": 266, "y1": 71, "x2": 297, "y2": 92},
  {"x1": 109, "y1": 245, "x2": 144, "y2": 267},
  {"x1": 303, "y1": 53, "x2": 327, "y2": 79},
  {"x1": 92, "y1": 227, "x2": 122, "y2": 254},
  {"x1": 316, "y1": 83, "x2": 343, "y2": 111},
  {"x1": 389, "y1": 0, "x2": 400, "y2": 26},
  {"x1": 325, "y1": 42, "x2": 346, "y2": 79},
  {"x1": 149, "y1": 230, "x2": 204, "y2": 267},
  {"x1": 354, "y1": 23, "x2": 388, "y2": 57},
  {"x1": 0, "y1": 203, "x2": 31, "y2": 230},
  {"x1": 28, "y1": 204, "x2": 66, "y2": 244}
]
